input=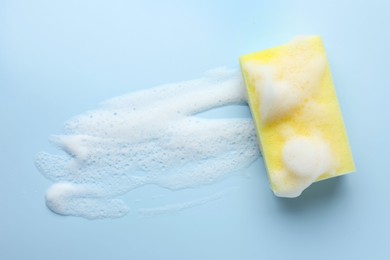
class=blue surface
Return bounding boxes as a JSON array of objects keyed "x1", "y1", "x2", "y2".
[{"x1": 1, "y1": 0, "x2": 389, "y2": 259}]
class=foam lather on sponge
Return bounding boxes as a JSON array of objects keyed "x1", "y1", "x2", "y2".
[{"x1": 240, "y1": 36, "x2": 355, "y2": 197}]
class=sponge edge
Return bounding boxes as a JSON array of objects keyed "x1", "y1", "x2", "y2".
[{"x1": 240, "y1": 36, "x2": 355, "y2": 197}]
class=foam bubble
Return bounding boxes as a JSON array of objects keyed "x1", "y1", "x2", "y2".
[
  {"x1": 272, "y1": 136, "x2": 336, "y2": 198},
  {"x1": 243, "y1": 38, "x2": 326, "y2": 124},
  {"x1": 36, "y1": 67, "x2": 259, "y2": 219},
  {"x1": 283, "y1": 137, "x2": 333, "y2": 178}
]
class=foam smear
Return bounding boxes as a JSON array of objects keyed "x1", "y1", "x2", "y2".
[{"x1": 35, "y1": 68, "x2": 259, "y2": 219}]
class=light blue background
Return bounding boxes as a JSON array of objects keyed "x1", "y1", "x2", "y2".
[{"x1": 1, "y1": 0, "x2": 389, "y2": 259}]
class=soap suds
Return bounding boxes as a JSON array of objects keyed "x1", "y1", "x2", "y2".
[
  {"x1": 250, "y1": 65, "x2": 301, "y2": 123},
  {"x1": 36, "y1": 68, "x2": 259, "y2": 219},
  {"x1": 45, "y1": 183, "x2": 129, "y2": 219},
  {"x1": 282, "y1": 137, "x2": 333, "y2": 178},
  {"x1": 244, "y1": 38, "x2": 326, "y2": 124},
  {"x1": 272, "y1": 135, "x2": 336, "y2": 198}
]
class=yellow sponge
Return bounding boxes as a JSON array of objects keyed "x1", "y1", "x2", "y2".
[{"x1": 240, "y1": 36, "x2": 355, "y2": 197}]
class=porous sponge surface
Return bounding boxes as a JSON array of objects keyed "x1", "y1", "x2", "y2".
[{"x1": 240, "y1": 36, "x2": 355, "y2": 196}]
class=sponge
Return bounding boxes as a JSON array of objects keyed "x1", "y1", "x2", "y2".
[{"x1": 239, "y1": 36, "x2": 355, "y2": 197}]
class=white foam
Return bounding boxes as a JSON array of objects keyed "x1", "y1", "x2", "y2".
[
  {"x1": 283, "y1": 137, "x2": 334, "y2": 178},
  {"x1": 243, "y1": 38, "x2": 326, "y2": 124},
  {"x1": 273, "y1": 136, "x2": 335, "y2": 198},
  {"x1": 36, "y1": 67, "x2": 259, "y2": 219},
  {"x1": 45, "y1": 183, "x2": 130, "y2": 219}
]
